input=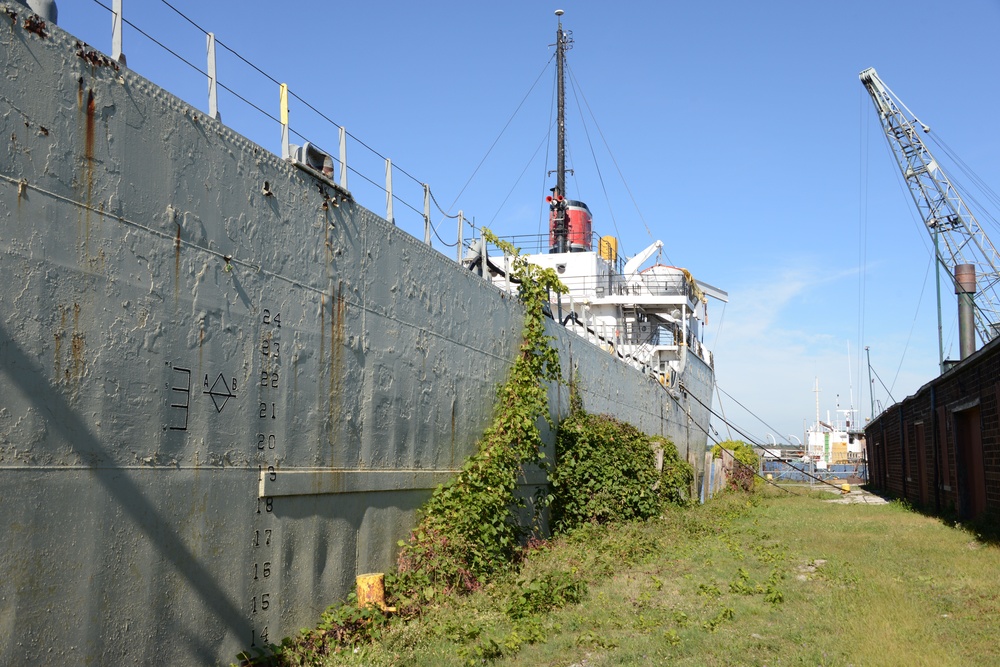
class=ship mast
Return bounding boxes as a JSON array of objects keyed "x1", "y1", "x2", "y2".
[
  {"x1": 555, "y1": 9, "x2": 567, "y2": 199},
  {"x1": 549, "y1": 9, "x2": 574, "y2": 253}
]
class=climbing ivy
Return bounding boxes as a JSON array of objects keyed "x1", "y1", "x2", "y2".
[
  {"x1": 392, "y1": 230, "x2": 567, "y2": 605},
  {"x1": 711, "y1": 440, "x2": 760, "y2": 492}
]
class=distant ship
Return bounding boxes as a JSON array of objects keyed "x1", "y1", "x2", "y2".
[
  {"x1": 804, "y1": 412, "x2": 867, "y2": 469},
  {"x1": 802, "y1": 380, "x2": 866, "y2": 469}
]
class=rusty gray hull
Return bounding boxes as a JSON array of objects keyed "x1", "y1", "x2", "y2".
[{"x1": 0, "y1": 7, "x2": 711, "y2": 664}]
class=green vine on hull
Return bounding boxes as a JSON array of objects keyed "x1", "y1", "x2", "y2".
[
  {"x1": 393, "y1": 230, "x2": 568, "y2": 604},
  {"x1": 270, "y1": 233, "x2": 700, "y2": 662}
]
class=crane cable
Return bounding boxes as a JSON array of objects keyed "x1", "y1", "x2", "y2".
[{"x1": 690, "y1": 384, "x2": 856, "y2": 492}]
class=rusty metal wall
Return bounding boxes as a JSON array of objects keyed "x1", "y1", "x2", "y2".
[{"x1": 0, "y1": 8, "x2": 710, "y2": 664}]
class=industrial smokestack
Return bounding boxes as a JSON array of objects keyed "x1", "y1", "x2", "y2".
[{"x1": 956, "y1": 264, "x2": 976, "y2": 360}]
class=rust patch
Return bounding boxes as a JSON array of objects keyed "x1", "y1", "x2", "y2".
[
  {"x1": 74, "y1": 43, "x2": 120, "y2": 71},
  {"x1": 53, "y1": 330, "x2": 62, "y2": 379},
  {"x1": 336, "y1": 283, "x2": 346, "y2": 337},
  {"x1": 81, "y1": 89, "x2": 95, "y2": 262},
  {"x1": 328, "y1": 281, "x2": 346, "y2": 440},
  {"x1": 23, "y1": 15, "x2": 47, "y2": 38},
  {"x1": 53, "y1": 303, "x2": 85, "y2": 388},
  {"x1": 318, "y1": 184, "x2": 332, "y2": 211},
  {"x1": 54, "y1": 329, "x2": 62, "y2": 380},
  {"x1": 85, "y1": 90, "x2": 95, "y2": 164},
  {"x1": 71, "y1": 303, "x2": 85, "y2": 383},
  {"x1": 332, "y1": 296, "x2": 341, "y2": 384},
  {"x1": 319, "y1": 292, "x2": 326, "y2": 366},
  {"x1": 4, "y1": 8, "x2": 17, "y2": 25},
  {"x1": 73, "y1": 83, "x2": 92, "y2": 263},
  {"x1": 71, "y1": 332, "x2": 85, "y2": 381},
  {"x1": 54, "y1": 305, "x2": 68, "y2": 381}
]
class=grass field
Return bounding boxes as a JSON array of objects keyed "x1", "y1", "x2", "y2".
[{"x1": 283, "y1": 489, "x2": 1000, "y2": 667}]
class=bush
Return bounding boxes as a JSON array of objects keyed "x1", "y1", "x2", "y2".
[
  {"x1": 711, "y1": 440, "x2": 760, "y2": 492},
  {"x1": 549, "y1": 412, "x2": 692, "y2": 533}
]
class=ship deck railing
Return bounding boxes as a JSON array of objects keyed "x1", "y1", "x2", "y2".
[
  {"x1": 67, "y1": 3, "x2": 707, "y2": 380},
  {"x1": 555, "y1": 304, "x2": 713, "y2": 375},
  {"x1": 72, "y1": 0, "x2": 479, "y2": 261},
  {"x1": 492, "y1": 232, "x2": 627, "y2": 269},
  {"x1": 70, "y1": 5, "x2": 678, "y2": 308},
  {"x1": 488, "y1": 233, "x2": 696, "y2": 301}
]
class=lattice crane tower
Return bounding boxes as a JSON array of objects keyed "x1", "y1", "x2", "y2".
[{"x1": 860, "y1": 67, "x2": 1000, "y2": 347}]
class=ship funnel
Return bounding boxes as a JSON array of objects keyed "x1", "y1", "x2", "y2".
[
  {"x1": 956, "y1": 264, "x2": 976, "y2": 360},
  {"x1": 14, "y1": 0, "x2": 56, "y2": 23}
]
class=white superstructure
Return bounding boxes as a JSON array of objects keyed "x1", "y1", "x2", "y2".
[
  {"x1": 506, "y1": 240, "x2": 726, "y2": 391},
  {"x1": 805, "y1": 407, "x2": 866, "y2": 466}
]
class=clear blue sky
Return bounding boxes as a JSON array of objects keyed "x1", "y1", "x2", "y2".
[{"x1": 59, "y1": 0, "x2": 1000, "y2": 446}]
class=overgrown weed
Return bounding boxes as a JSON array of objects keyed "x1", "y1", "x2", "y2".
[{"x1": 274, "y1": 492, "x2": 1000, "y2": 666}]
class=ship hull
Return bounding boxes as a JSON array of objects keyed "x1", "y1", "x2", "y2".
[{"x1": 0, "y1": 8, "x2": 713, "y2": 664}]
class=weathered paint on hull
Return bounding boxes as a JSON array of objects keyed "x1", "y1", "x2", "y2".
[{"x1": 0, "y1": 7, "x2": 712, "y2": 664}]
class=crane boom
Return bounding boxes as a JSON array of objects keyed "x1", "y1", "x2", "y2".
[{"x1": 859, "y1": 67, "x2": 1000, "y2": 345}]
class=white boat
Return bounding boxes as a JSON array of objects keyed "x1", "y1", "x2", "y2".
[{"x1": 804, "y1": 397, "x2": 867, "y2": 467}]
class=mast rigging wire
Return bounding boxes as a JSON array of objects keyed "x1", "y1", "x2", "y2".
[
  {"x1": 857, "y1": 87, "x2": 870, "y2": 420},
  {"x1": 441, "y1": 56, "x2": 556, "y2": 226},
  {"x1": 684, "y1": 385, "x2": 850, "y2": 491},
  {"x1": 566, "y1": 67, "x2": 621, "y2": 244},
  {"x1": 889, "y1": 255, "x2": 933, "y2": 395},
  {"x1": 566, "y1": 62, "x2": 658, "y2": 252},
  {"x1": 715, "y1": 384, "x2": 796, "y2": 447}
]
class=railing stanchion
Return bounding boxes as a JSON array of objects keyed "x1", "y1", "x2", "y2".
[
  {"x1": 92, "y1": 6, "x2": 480, "y2": 239},
  {"x1": 480, "y1": 226, "x2": 486, "y2": 279},
  {"x1": 279, "y1": 83, "x2": 290, "y2": 160},
  {"x1": 207, "y1": 32, "x2": 219, "y2": 120},
  {"x1": 423, "y1": 184, "x2": 431, "y2": 246},
  {"x1": 112, "y1": 0, "x2": 125, "y2": 63},
  {"x1": 385, "y1": 159, "x2": 394, "y2": 225},
  {"x1": 339, "y1": 126, "x2": 348, "y2": 190}
]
